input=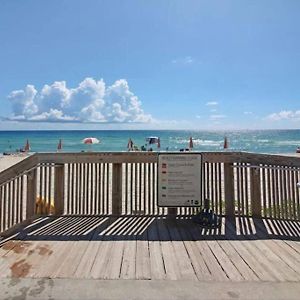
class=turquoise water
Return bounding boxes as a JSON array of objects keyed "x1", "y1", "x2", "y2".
[{"x1": 0, "y1": 130, "x2": 300, "y2": 154}]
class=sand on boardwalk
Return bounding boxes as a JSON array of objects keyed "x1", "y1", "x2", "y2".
[{"x1": 0, "y1": 155, "x2": 30, "y2": 173}]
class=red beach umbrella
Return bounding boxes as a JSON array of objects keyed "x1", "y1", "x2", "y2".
[
  {"x1": 189, "y1": 137, "x2": 193, "y2": 150},
  {"x1": 24, "y1": 139, "x2": 30, "y2": 152},
  {"x1": 224, "y1": 136, "x2": 228, "y2": 149},
  {"x1": 82, "y1": 137, "x2": 100, "y2": 151},
  {"x1": 82, "y1": 137, "x2": 100, "y2": 144},
  {"x1": 57, "y1": 139, "x2": 62, "y2": 151}
]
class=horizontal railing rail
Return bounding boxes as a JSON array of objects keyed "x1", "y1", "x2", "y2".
[{"x1": 1, "y1": 151, "x2": 300, "y2": 236}]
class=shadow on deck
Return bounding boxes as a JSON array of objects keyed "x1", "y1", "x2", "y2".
[{"x1": 8, "y1": 215, "x2": 300, "y2": 242}]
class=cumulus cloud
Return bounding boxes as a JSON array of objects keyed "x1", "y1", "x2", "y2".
[
  {"x1": 206, "y1": 101, "x2": 218, "y2": 106},
  {"x1": 7, "y1": 78, "x2": 152, "y2": 123},
  {"x1": 266, "y1": 110, "x2": 300, "y2": 121}
]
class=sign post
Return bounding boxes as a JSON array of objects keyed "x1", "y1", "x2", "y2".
[{"x1": 158, "y1": 154, "x2": 202, "y2": 207}]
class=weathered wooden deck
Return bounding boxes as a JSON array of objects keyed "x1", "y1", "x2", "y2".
[{"x1": 1, "y1": 216, "x2": 299, "y2": 282}]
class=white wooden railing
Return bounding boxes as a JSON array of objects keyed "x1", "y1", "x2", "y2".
[{"x1": 1, "y1": 152, "x2": 300, "y2": 236}]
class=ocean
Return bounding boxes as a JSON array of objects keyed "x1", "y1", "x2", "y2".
[{"x1": 0, "y1": 130, "x2": 300, "y2": 154}]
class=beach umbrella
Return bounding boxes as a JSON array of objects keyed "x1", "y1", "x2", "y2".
[
  {"x1": 157, "y1": 138, "x2": 161, "y2": 149},
  {"x1": 24, "y1": 139, "x2": 30, "y2": 152},
  {"x1": 223, "y1": 136, "x2": 228, "y2": 149},
  {"x1": 57, "y1": 139, "x2": 62, "y2": 152},
  {"x1": 189, "y1": 137, "x2": 193, "y2": 150},
  {"x1": 82, "y1": 137, "x2": 100, "y2": 144},
  {"x1": 127, "y1": 138, "x2": 133, "y2": 151},
  {"x1": 82, "y1": 137, "x2": 100, "y2": 151}
]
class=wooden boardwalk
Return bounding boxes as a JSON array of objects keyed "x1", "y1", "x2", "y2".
[{"x1": 0, "y1": 216, "x2": 300, "y2": 282}]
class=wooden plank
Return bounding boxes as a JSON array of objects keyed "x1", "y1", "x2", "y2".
[
  {"x1": 124, "y1": 163, "x2": 128, "y2": 215},
  {"x1": 95, "y1": 164, "x2": 99, "y2": 214},
  {"x1": 165, "y1": 218, "x2": 197, "y2": 281},
  {"x1": 206, "y1": 240, "x2": 243, "y2": 281},
  {"x1": 283, "y1": 168, "x2": 288, "y2": 219},
  {"x1": 225, "y1": 219, "x2": 276, "y2": 281},
  {"x1": 187, "y1": 222, "x2": 229, "y2": 281},
  {"x1": 20, "y1": 175, "x2": 24, "y2": 222},
  {"x1": 240, "y1": 164, "x2": 245, "y2": 215},
  {"x1": 26, "y1": 170, "x2": 37, "y2": 220},
  {"x1": 224, "y1": 163, "x2": 234, "y2": 217},
  {"x1": 120, "y1": 238, "x2": 136, "y2": 279},
  {"x1": 274, "y1": 168, "x2": 279, "y2": 219},
  {"x1": 135, "y1": 217, "x2": 151, "y2": 280},
  {"x1": 54, "y1": 241, "x2": 93, "y2": 278},
  {"x1": 143, "y1": 163, "x2": 146, "y2": 214},
  {"x1": 54, "y1": 165, "x2": 64, "y2": 215},
  {"x1": 74, "y1": 241, "x2": 101, "y2": 278},
  {"x1": 101, "y1": 163, "x2": 105, "y2": 214},
  {"x1": 106, "y1": 164, "x2": 110, "y2": 214},
  {"x1": 253, "y1": 223, "x2": 300, "y2": 281},
  {"x1": 90, "y1": 217, "x2": 123, "y2": 279},
  {"x1": 0, "y1": 185, "x2": 3, "y2": 232},
  {"x1": 147, "y1": 218, "x2": 165, "y2": 280},
  {"x1": 250, "y1": 168, "x2": 261, "y2": 218},
  {"x1": 218, "y1": 163, "x2": 222, "y2": 215},
  {"x1": 260, "y1": 168, "x2": 265, "y2": 217},
  {"x1": 156, "y1": 217, "x2": 181, "y2": 280},
  {"x1": 35, "y1": 241, "x2": 74, "y2": 278},
  {"x1": 81, "y1": 164, "x2": 85, "y2": 214},
  {"x1": 217, "y1": 240, "x2": 259, "y2": 281},
  {"x1": 176, "y1": 219, "x2": 212, "y2": 281},
  {"x1": 7, "y1": 182, "x2": 11, "y2": 228},
  {"x1": 3, "y1": 184, "x2": 7, "y2": 231},
  {"x1": 112, "y1": 163, "x2": 122, "y2": 215}
]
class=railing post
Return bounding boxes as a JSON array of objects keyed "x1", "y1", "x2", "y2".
[
  {"x1": 54, "y1": 164, "x2": 65, "y2": 215},
  {"x1": 26, "y1": 169, "x2": 37, "y2": 219},
  {"x1": 112, "y1": 163, "x2": 122, "y2": 215},
  {"x1": 224, "y1": 163, "x2": 235, "y2": 217},
  {"x1": 250, "y1": 167, "x2": 262, "y2": 218}
]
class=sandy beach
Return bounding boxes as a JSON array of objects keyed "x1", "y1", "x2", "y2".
[{"x1": 0, "y1": 155, "x2": 30, "y2": 173}]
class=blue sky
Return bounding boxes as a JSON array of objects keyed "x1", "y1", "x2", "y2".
[{"x1": 0, "y1": 0, "x2": 300, "y2": 130}]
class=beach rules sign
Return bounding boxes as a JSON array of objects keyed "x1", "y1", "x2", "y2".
[{"x1": 158, "y1": 154, "x2": 202, "y2": 207}]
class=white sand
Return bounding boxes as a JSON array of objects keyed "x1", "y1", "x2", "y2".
[{"x1": 0, "y1": 155, "x2": 30, "y2": 173}]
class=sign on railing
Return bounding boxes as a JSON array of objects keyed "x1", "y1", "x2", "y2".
[{"x1": 157, "y1": 154, "x2": 202, "y2": 207}]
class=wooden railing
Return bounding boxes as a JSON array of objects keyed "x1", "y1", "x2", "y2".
[{"x1": 1, "y1": 152, "x2": 300, "y2": 235}]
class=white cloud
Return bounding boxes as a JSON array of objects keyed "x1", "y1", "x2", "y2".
[
  {"x1": 244, "y1": 111, "x2": 253, "y2": 115},
  {"x1": 196, "y1": 115, "x2": 201, "y2": 119},
  {"x1": 210, "y1": 114, "x2": 226, "y2": 120},
  {"x1": 266, "y1": 110, "x2": 300, "y2": 121},
  {"x1": 172, "y1": 56, "x2": 194, "y2": 65},
  {"x1": 8, "y1": 85, "x2": 38, "y2": 117},
  {"x1": 7, "y1": 78, "x2": 152, "y2": 123},
  {"x1": 206, "y1": 101, "x2": 218, "y2": 106}
]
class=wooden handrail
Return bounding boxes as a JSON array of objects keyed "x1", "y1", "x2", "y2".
[
  {"x1": 1, "y1": 152, "x2": 300, "y2": 186},
  {"x1": 0, "y1": 154, "x2": 39, "y2": 186}
]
